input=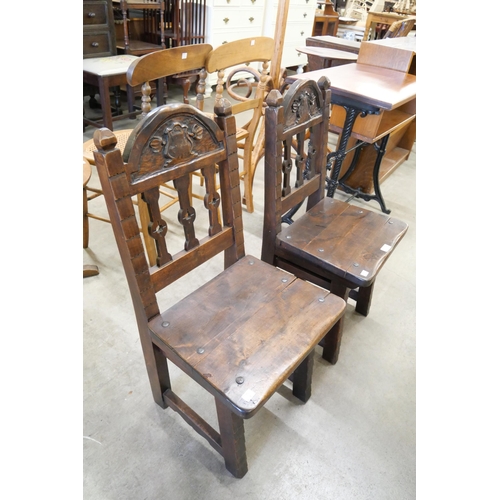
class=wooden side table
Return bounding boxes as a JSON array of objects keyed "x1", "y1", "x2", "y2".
[{"x1": 286, "y1": 41, "x2": 416, "y2": 213}]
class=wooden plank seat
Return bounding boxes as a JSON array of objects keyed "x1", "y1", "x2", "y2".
[
  {"x1": 92, "y1": 98, "x2": 346, "y2": 477},
  {"x1": 262, "y1": 77, "x2": 408, "y2": 363}
]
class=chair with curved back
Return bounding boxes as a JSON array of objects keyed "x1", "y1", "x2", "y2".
[
  {"x1": 92, "y1": 97, "x2": 346, "y2": 477},
  {"x1": 205, "y1": 36, "x2": 274, "y2": 213}
]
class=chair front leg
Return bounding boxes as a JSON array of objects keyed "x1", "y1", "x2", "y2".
[
  {"x1": 355, "y1": 282, "x2": 375, "y2": 317},
  {"x1": 322, "y1": 316, "x2": 344, "y2": 365},
  {"x1": 215, "y1": 399, "x2": 248, "y2": 478},
  {"x1": 292, "y1": 351, "x2": 315, "y2": 403}
]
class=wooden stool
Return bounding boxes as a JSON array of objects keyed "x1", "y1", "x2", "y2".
[
  {"x1": 83, "y1": 54, "x2": 140, "y2": 131},
  {"x1": 83, "y1": 157, "x2": 99, "y2": 278}
]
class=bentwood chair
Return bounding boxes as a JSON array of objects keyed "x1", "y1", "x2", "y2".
[
  {"x1": 205, "y1": 37, "x2": 274, "y2": 213},
  {"x1": 261, "y1": 77, "x2": 408, "y2": 364},
  {"x1": 92, "y1": 99, "x2": 346, "y2": 477}
]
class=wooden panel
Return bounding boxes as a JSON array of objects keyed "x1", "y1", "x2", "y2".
[
  {"x1": 357, "y1": 41, "x2": 415, "y2": 73},
  {"x1": 306, "y1": 35, "x2": 361, "y2": 54},
  {"x1": 330, "y1": 104, "x2": 415, "y2": 143}
]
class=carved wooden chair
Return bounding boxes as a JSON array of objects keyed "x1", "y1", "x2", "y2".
[
  {"x1": 92, "y1": 99, "x2": 346, "y2": 477},
  {"x1": 205, "y1": 36, "x2": 274, "y2": 213},
  {"x1": 261, "y1": 77, "x2": 408, "y2": 364}
]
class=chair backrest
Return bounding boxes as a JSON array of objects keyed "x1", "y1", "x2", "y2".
[
  {"x1": 384, "y1": 16, "x2": 416, "y2": 38},
  {"x1": 205, "y1": 37, "x2": 274, "y2": 111},
  {"x1": 92, "y1": 99, "x2": 245, "y2": 316},
  {"x1": 126, "y1": 43, "x2": 213, "y2": 116},
  {"x1": 205, "y1": 37, "x2": 274, "y2": 145},
  {"x1": 205, "y1": 37, "x2": 274, "y2": 212},
  {"x1": 261, "y1": 77, "x2": 331, "y2": 263}
]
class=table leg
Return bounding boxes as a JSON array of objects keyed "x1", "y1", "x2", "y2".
[
  {"x1": 326, "y1": 106, "x2": 363, "y2": 198},
  {"x1": 338, "y1": 134, "x2": 391, "y2": 214},
  {"x1": 97, "y1": 76, "x2": 114, "y2": 131}
]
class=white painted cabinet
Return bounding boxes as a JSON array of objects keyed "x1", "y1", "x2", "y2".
[
  {"x1": 262, "y1": 0, "x2": 317, "y2": 72},
  {"x1": 204, "y1": 0, "x2": 316, "y2": 88},
  {"x1": 205, "y1": 0, "x2": 266, "y2": 87}
]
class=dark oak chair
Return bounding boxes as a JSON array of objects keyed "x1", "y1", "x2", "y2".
[
  {"x1": 261, "y1": 77, "x2": 408, "y2": 364},
  {"x1": 92, "y1": 99, "x2": 346, "y2": 477}
]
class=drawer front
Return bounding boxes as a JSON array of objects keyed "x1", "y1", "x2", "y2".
[
  {"x1": 211, "y1": 9, "x2": 263, "y2": 31},
  {"x1": 286, "y1": 7, "x2": 314, "y2": 24},
  {"x1": 214, "y1": 0, "x2": 264, "y2": 6},
  {"x1": 83, "y1": 32, "x2": 112, "y2": 57},
  {"x1": 83, "y1": 2, "x2": 108, "y2": 27},
  {"x1": 211, "y1": 28, "x2": 262, "y2": 48}
]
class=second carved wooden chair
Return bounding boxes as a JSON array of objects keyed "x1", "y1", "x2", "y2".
[
  {"x1": 261, "y1": 77, "x2": 408, "y2": 364},
  {"x1": 92, "y1": 98, "x2": 346, "y2": 477}
]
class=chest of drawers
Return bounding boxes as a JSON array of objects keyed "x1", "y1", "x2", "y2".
[
  {"x1": 262, "y1": 0, "x2": 316, "y2": 72},
  {"x1": 205, "y1": 0, "x2": 265, "y2": 87},
  {"x1": 83, "y1": 0, "x2": 117, "y2": 58}
]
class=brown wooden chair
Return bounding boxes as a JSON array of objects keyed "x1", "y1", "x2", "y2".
[
  {"x1": 205, "y1": 37, "x2": 274, "y2": 213},
  {"x1": 261, "y1": 77, "x2": 408, "y2": 364},
  {"x1": 92, "y1": 99, "x2": 346, "y2": 477}
]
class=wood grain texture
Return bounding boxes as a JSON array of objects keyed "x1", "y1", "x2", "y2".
[{"x1": 277, "y1": 198, "x2": 408, "y2": 287}]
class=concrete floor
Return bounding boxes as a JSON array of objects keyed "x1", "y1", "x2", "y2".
[{"x1": 83, "y1": 83, "x2": 416, "y2": 499}]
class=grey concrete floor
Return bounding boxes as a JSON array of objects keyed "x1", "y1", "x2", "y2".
[{"x1": 83, "y1": 83, "x2": 416, "y2": 499}]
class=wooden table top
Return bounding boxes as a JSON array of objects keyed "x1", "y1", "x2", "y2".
[
  {"x1": 296, "y1": 46, "x2": 358, "y2": 60},
  {"x1": 288, "y1": 63, "x2": 416, "y2": 110},
  {"x1": 365, "y1": 36, "x2": 416, "y2": 53},
  {"x1": 307, "y1": 35, "x2": 361, "y2": 51}
]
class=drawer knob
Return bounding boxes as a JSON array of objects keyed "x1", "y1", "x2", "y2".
[
  {"x1": 301, "y1": 31, "x2": 304, "y2": 36},
  {"x1": 303, "y1": 13, "x2": 307, "y2": 18},
  {"x1": 251, "y1": 0, "x2": 256, "y2": 3},
  {"x1": 87, "y1": 12, "x2": 96, "y2": 17},
  {"x1": 223, "y1": 17, "x2": 229, "y2": 23},
  {"x1": 249, "y1": 17, "x2": 254, "y2": 22},
  {"x1": 91, "y1": 42, "x2": 99, "y2": 47}
]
